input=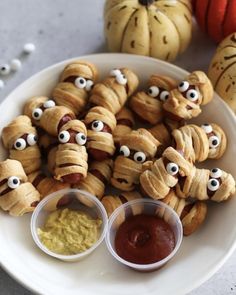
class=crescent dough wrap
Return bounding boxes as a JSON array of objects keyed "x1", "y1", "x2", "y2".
[
  {"x1": 84, "y1": 106, "x2": 116, "y2": 159},
  {"x1": 2, "y1": 115, "x2": 41, "y2": 174},
  {"x1": 140, "y1": 147, "x2": 192, "y2": 200},
  {"x1": 24, "y1": 96, "x2": 75, "y2": 136},
  {"x1": 111, "y1": 128, "x2": 160, "y2": 191},
  {"x1": 113, "y1": 107, "x2": 135, "y2": 144},
  {"x1": 54, "y1": 120, "x2": 88, "y2": 183},
  {"x1": 28, "y1": 171, "x2": 70, "y2": 199},
  {"x1": 90, "y1": 68, "x2": 139, "y2": 114},
  {"x1": 163, "y1": 71, "x2": 214, "y2": 120},
  {"x1": 130, "y1": 74, "x2": 177, "y2": 124},
  {"x1": 176, "y1": 166, "x2": 236, "y2": 202},
  {"x1": 52, "y1": 61, "x2": 98, "y2": 115},
  {"x1": 74, "y1": 159, "x2": 113, "y2": 205},
  {"x1": 161, "y1": 190, "x2": 207, "y2": 236},
  {"x1": 102, "y1": 191, "x2": 142, "y2": 224},
  {"x1": 0, "y1": 159, "x2": 40, "y2": 216}
]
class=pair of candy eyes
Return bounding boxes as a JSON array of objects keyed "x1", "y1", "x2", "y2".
[
  {"x1": 201, "y1": 124, "x2": 220, "y2": 148},
  {"x1": 148, "y1": 86, "x2": 169, "y2": 101},
  {"x1": 74, "y1": 77, "x2": 94, "y2": 91},
  {"x1": 208, "y1": 168, "x2": 222, "y2": 191},
  {"x1": 32, "y1": 99, "x2": 56, "y2": 120},
  {"x1": 14, "y1": 134, "x2": 37, "y2": 150},
  {"x1": 58, "y1": 131, "x2": 87, "y2": 145},
  {"x1": 178, "y1": 81, "x2": 199, "y2": 102},
  {"x1": 119, "y1": 146, "x2": 147, "y2": 163},
  {"x1": 110, "y1": 69, "x2": 127, "y2": 85}
]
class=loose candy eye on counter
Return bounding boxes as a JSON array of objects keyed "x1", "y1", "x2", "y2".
[{"x1": 23, "y1": 43, "x2": 36, "y2": 54}]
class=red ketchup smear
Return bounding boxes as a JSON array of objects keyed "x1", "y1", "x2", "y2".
[{"x1": 115, "y1": 214, "x2": 175, "y2": 265}]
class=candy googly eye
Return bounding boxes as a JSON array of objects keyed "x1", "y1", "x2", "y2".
[
  {"x1": 14, "y1": 138, "x2": 26, "y2": 150},
  {"x1": 75, "y1": 132, "x2": 87, "y2": 145},
  {"x1": 27, "y1": 134, "x2": 37, "y2": 146},
  {"x1": 74, "y1": 77, "x2": 87, "y2": 89},
  {"x1": 85, "y1": 80, "x2": 94, "y2": 91},
  {"x1": 134, "y1": 151, "x2": 146, "y2": 163},
  {"x1": 0, "y1": 64, "x2": 10, "y2": 76},
  {"x1": 32, "y1": 108, "x2": 43, "y2": 120},
  {"x1": 116, "y1": 74, "x2": 127, "y2": 85},
  {"x1": 119, "y1": 145, "x2": 130, "y2": 157},
  {"x1": 201, "y1": 124, "x2": 213, "y2": 134},
  {"x1": 210, "y1": 168, "x2": 222, "y2": 179},
  {"x1": 148, "y1": 86, "x2": 159, "y2": 97},
  {"x1": 178, "y1": 81, "x2": 189, "y2": 92},
  {"x1": 207, "y1": 178, "x2": 220, "y2": 191},
  {"x1": 209, "y1": 135, "x2": 220, "y2": 148},
  {"x1": 110, "y1": 69, "x2": 121, "y2": 77},
  {"x1": 166, "y1": 162, "x2": 179, "y2": 176},
  {"x1": 43, "y1": 100, "x2": 56, "y2": 109},
  {"x1": 91, "y1": 120, "x2": 104, "y2": 132},
  {"x1": 58, "y1": 130, "x2": 70, "y2": 143},
  {"x1": 186, "y1": 89, "x2": 199, "y2": 102},
  {"x1": 7, "y1": 176, "x2": 20, "y2": 189},
  {"x1": 159, "y1": 90, "x2": 170, "y2": 102}
]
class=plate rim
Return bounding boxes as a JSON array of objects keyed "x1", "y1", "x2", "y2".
[{"x1": 0, "y1": 52, "x2": 236, "y2": 295}]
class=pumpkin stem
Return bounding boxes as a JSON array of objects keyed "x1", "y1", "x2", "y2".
[{"x1": 139, "y1": 0, "x2": 155, "y2": 6}]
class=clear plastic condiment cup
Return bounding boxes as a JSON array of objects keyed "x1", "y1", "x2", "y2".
[
  {"x1": 105, "y1": 198, "x2": 183, "y2": 272},
  {"x1": 31, "y1": 188, "x2": 108, "y2": 262}
]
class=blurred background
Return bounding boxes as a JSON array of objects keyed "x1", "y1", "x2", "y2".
[{"x1": 0, "y1": 0, "x2": 235, "y2": 294}]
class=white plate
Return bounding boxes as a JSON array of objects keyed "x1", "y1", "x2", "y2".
[{"x1": 0, "y1": 53, "x2": 236, "y2": 295}]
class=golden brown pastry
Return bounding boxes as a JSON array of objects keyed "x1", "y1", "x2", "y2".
[
  {"x1": 28, "y1": 171, "x2": 70, "y2": 200},
  {"x1": 53, "y1": 120, "x2": 88, "y2": 184},
  {"x1": 163, "y1": 71, "x2": 214, "y2": 120},
  {"x1": 172, "y1": 123, "x2": 227, "y2": 163},
  {"x1": 161, "y1": 190, "x2": 207, "y2": 236},
  {"x1": 1, "y1": 115, "x2": 41, "y2": 175},
  {"x1": 74, "y1": 159, "x2": 113, "y2": 201},
  {"x1": 37, "y1": 130, "x2": 58, "y2": 156},
  {"x1": 113, "y1": 107, "x2": 135, "y2": 145},
  {"x1": 84, "y1": 106, "x2": 116, "y2": 160},
  {"x1": 111, "y1": 128, "x2": 160, "y2": 191},
  {"x1": 130, "y1": 74, "x2": 178, "y2": 124},
  {"x1": 90, "y1": 68, "x2": 139, "y2": 114},
  {"x1": 140, "y1": 147, "x2": 193, "y2": 200},
  {"x1": 23, "y1": 96, "x2": 75, "y2": 136},
  {"x1": 102, "y1": 191, "x2": 142, "y2": 217},
  {"x1": 176, "y1": 167, "x2": 235, "y2": 202},
  {"x1": 0, "y1": 159, "x2": 40, "y2": 216},
  {"x1": 52, "y1": 61, "x2": 98, "y2": 115}
]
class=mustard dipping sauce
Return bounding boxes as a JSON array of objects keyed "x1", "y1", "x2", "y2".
[{"x1": 37, "y1": 208, "x2": 102, "y2": 255}]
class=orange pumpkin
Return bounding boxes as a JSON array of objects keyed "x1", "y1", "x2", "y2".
[{"x1": 193, "y1": 0, "x2": 236, "y2": 43}]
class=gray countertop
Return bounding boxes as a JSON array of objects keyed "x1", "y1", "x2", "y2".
[{"x1": 0, "y1": 0, "x2": 236, "y2": 294}]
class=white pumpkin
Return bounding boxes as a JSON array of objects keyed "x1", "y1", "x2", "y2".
[{"x1": 104, "y1": 0, "x2": 193, "y2": 62}]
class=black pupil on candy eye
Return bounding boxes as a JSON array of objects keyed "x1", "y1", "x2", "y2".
[
  {"x1": 13, "y1": 179, "x2": 18, "y2": 185},
  {"x1": 60, "y1": 134, "x2": 64, "y2": 139},
  {"x1": 34, "y1": 136, "x2": 37, "y2": 141},
  {"x1": 81, "y1": 135, "x2": 86, "y2": 140},
  {"x1": 137, "y1": 156, "x2": 143, "y2": 162},
  {"x1": 179, "y1": 82, "x2": 184, "y2": 87},
  {"x1": 211, "y1": 180, "x2": 217, "y2": 186},
  {"x1": 34, "y1": 112, "x2": 39, "y2": 117},
  {"x1": 148, "y1": 89, "x2": 152, "y2": 94},
  {"x1": 120, "y1": 151, "x2": 124, "y2": 155},
  {"x1": 1, "y1": 67, "x2": 6, "y2": 71},
  {"x1": 212, "y1": 168, "x2": 218, "y2": 173},
  {"x1": 212, "y1": 140, "x2": 218, "y2": 146},
  {"x1": 171, "y1": 166, "x2": 177, "y2": 172},
  {"x1": 93, "y1": 122, "x2": 98, "y2": 128},
  {"x1": 190, "y1": 92, "x2": 195, "y2": 98},
  {"x1": 203, "y1": 123, "x2": 209, "y2": 126},
  {"x1": 16, "y1": 142, "x2": 21, "y2": 147},
  {"x1": 80, "y1": 79, "x2": 85, "y2": 84}
]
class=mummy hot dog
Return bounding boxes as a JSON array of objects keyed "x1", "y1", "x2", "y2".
[
  {"x1": 172, "y1": 123, "x2": 227, "y2": 163},
  {"x1": 52, "y1": 61, "x2": 98, "y2": 116},
  {"x1": 176, "y1": 167, "x2": 235, "y2": 202},
  {"x1": 84, "y1": 106, "x2": 116, "y2": 161},
  {"x1": 90, "y1": 68, "x2": 139, "y2": 114},
  {"x1": 130, "y1": 74, "x2": 178, "y2": 124},
  {"x1": 2, "y1": 115, "x2": 41, "y2": 174},
  {"x1": 52, "y1": 119, "x2": 88, "y2": 184},
  {"x1": 0, "y1": 159, "x2": 40, "y2": 216},
  {"x1": 140, "y1": 147, "x2": 192, "y2": 200},
  {"x1": 163, "y1": 71, "x2": 214, "y2": 120},
  {"x1": 23, "y1": 96, "x2": 75, "y2": 136},
  {"x1": 111, "y1": 128, "x2": 160, "y2": 191}
]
